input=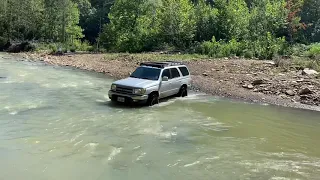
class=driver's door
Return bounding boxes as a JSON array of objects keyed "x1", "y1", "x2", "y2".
[{"x1": 159, "y1": 69, "x2": 172, "y2": 98}]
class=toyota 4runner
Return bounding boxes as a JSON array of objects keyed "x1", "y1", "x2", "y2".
[{"x1": 108, "y1": 61, "x2": 191, "y2": 106}]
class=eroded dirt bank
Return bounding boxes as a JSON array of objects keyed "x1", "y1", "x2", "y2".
[{"x1": 13, "y1": 52, "x2": 320, "y2": 111}]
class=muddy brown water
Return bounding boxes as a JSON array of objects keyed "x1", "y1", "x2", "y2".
[{"x1": 1, "y1": 53, "x2": 320, "y2": 180}]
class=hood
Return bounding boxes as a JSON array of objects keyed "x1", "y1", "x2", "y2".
[{"x1": 113, "y1": 77, "x2": 158, "y2": 88}]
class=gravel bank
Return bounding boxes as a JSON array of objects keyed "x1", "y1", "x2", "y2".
[{"x1": 13, "y1": 52, "x2": 320, "y2": 111}]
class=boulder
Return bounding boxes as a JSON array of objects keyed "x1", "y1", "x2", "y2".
[
  {"x1": 264, "y1": 61, "x2": 276, "y2": 65},
  {"x1": 252, "y1": 79, "x2": 264, "y2": 85},
  {"x1": 0, "y1": 41, "x2": 11, "y2": 51},
  {"x1": 7, "y1": 42, "x2": 35, "y2": 53},
  {"x1": 299, "y1": 88, "x2": 313, "y2": 95},
  {"x1": 202, "y1": 72, "x2": 208, "y2": 77},
  {"x1": 285, "y1": 90, "x2": 295, "y2": 96},
  {"x1": 302, "y1": 68, "x2": 318, "y2": 76},
  {"x1": 247, "y1": 84, "x2": 254, "y2": 89}
]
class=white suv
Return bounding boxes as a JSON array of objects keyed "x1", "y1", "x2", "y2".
[{"x1": 108, "y1": 61, "x2": 191, "y2": 106}]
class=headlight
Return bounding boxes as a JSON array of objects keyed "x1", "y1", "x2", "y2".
[
  {"x1": 111, "y1": 84, "x2": 117, "y2": 91},
  {"x1": 134, "y1": 88, "x2": 146, "y2": 95}
]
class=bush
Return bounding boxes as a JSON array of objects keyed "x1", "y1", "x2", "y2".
[
  {"x1": 69, "y1": 40, "x2": 93, "y2": 52},
  {"x1": 290, "y1": 44, "x2": 309, "y2": 56},
  {"x1": 306, "y1": 43, "x2": 320, "y2": 59},
  {"x1": 0, "y1": 37, "x2": 11, "y2": 51},
  {"x1": 0, "y1": 37, "x2": 7, "y2": 50},
  {"x1": 197, "y1": 37, "x2": 243, "y2": 58},
  {"x1": 247, "y1": 33, "x2": 287, "y2": 60},
  {"x1": 48, "y1": 44, "x2": 57, "y2": 54},
  {"x1": 70, "y1": 46, "x2": 76, "y2": 52},
  {"x1": 7, "y1": 42, "x2": 35, "y2": 53},
  {"x1": 244, "y1": 50, "x2": 253, "y2": 59},
  {"x1": 22, "y1": 42, "x2": 36, "y2": 52}
]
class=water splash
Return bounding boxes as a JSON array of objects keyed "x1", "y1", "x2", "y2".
[{"x1": 108, "y1": 147, "x2": 122, "y2": 161}]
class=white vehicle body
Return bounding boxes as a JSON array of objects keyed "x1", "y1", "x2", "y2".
[{"x1": 108, "y1": 61, "x2": 191, "y2": 105}]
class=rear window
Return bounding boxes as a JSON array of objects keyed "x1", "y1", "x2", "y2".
[
  {"x1": 170, "y1": 68, "x2": 181, "y2": 78},
  {"x1": 178, "y1": 67, "x2": 190, "y2": 76}
]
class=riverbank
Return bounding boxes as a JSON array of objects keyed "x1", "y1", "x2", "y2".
[{"x1": 10, "y1": 52, "x2": 320, "y2": 111}]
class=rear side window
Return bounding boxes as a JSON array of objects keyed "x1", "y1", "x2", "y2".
[
  {"x1": 170, "y1": 68, "x2": 181, "y2": 78},
  {"x1": 162, "y1": 69, "x2": 171, "y2": 79},
  {"x1": 178, "y1": 67, "x2": 190, "y2": 76}
]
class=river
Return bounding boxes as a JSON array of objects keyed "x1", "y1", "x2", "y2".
[{"x1": 1, "y1": 53, "x2": 320, "y2": 180}]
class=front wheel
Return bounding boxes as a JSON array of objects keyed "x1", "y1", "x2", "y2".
[
  {"x1": 177, "y1": 86, "x2": 188, "y2": 97},
  {"x1": 147, "y1": 93, "x2": 159, "y2": 106}
]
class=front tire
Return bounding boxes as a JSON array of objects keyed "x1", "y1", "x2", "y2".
[
  {"x1": 147, "y1": 93, "x2": 159, "y2": 106},
  {"x1": 177, "y1": 86, "x2": 188, "y2": 97}
]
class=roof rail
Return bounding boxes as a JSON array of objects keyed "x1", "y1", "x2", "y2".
[{"x1": 140, "y1": 61, "x2": 184, "y2": 68}]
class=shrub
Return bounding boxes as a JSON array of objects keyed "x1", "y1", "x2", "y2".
[
  {"x1": 7, "y1": 42, "x2": 35, "y2": 53},
  {"x1": 290, "y1": 44, "x2": 309, "y2": 56},
  {"x1": 197, "y1": 37, "x2": 242, "y2": 58},
  {"x1": 0, "y1": 37, "x2": 11, "y2": 51},
  {"x1": 306, "y1": 43, "x2": 320, "y2": 59},
  {"x1": 247, "y1": 32, "x2": 287, "y2": 60},
  {"x1": 70, "y1": 40, "x2": 93, "y2": 52},
  {"x1": 70, "y1": 46, "x2": 76, "y2": 53},
  {"x1": 48, "y1": 44, "x2": 57, "y2": 54},
  {"x1": 22, "y1": 42, "x2": 36, "y2": 52},
  {"x1": 244, "y1": 50, "x2": 253, "y2": 59},
  {"x1": 0, "y1": 37, "x2": 7, "y2": 50}
]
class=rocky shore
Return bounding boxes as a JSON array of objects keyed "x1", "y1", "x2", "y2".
[{"x1": 14, "y1": 52, "x2": 320, "y2": 111}]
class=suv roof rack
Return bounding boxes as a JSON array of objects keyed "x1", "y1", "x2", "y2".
[{"x1": 140, "y1": 61, "x2": 184, "y2": 68}]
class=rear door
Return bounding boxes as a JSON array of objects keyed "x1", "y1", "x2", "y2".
[{"x1": 169, "y1": 67, "x2": 182, "y2": 95}]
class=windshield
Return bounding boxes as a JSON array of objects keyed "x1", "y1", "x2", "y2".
[{"x1": 130, "y1": 67, "x2": 161, "y2": 81}]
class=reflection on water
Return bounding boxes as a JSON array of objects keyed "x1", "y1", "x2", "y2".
[{"x1": 1, "y1": 53, "x2": 320, "y2": 180}]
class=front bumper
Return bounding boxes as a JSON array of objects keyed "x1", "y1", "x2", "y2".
[{"x1": 108, "y1": 90, "x2": 148, "y2": 103}]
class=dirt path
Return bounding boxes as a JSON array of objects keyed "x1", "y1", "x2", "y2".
[{"x1": 15, "y1": 52, "x2": 320, "y2": 111}]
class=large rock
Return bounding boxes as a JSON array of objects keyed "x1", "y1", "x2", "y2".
[
  {"x1": 285, "y1": 90, "x2": 295, "y2": 96},
  {"x1": 302, "y1": 68, "x2": 318, "y2": 76},
  {"x1": 299, "y1": 88, "x2": 313, "y2": 95},
  {"x1": 7, "y1": 42, "x2": 35, "y2": 53},
  {"x1": 264, "y1": 61, "x2": 276, "y2": 65},
  {"x1": 252, "y1": 79, "x2": 264, "y2": 85},
  {"x1": 247, "y1": 84, "x2": 254, "y2": 89},
  {"x1": 242, "y1": 84, "x2": 254, "y2": 89},
  {"x1": 0, "y1": 41, "x2": 11, "y2": 51}
]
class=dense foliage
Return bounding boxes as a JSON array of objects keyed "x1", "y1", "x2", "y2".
[{"x1": 0, "y1": 0, "x2": 320, "y2": 59}]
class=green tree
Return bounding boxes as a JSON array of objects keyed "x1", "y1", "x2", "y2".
[
  {"x1": 43, "y1": 0, "x2": 83, "y2": 43},
  {"x1": 194, "y1": 0, "x2": 218, "y2": 42},
  {"x1": 215, "y1": 0, "x2": 250, "y2": 41},
  {"x1": 248, "y1": 0, "x2": 287, "y2": 40},
  {"x1": 100, "y1": 0, "x2": 160, "y2": 52},
  {"x1": 157, "y1": 0, "x2": 196, "y2": 48},
  {"x1": 300, "y1": 0, "x2": 320, "y2": 42}
]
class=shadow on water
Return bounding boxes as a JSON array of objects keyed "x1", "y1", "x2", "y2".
[{"x1": 97, "y1": 96, "x2": 178, "y2": 109}]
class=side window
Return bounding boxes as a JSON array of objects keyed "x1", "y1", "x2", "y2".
[
  {"x1": 170, "y1": 68, "x2": 181, "y2": 79},
  {"x1": 162, "y1": 69, "x2": 171, "y2": 79},
  {"x1": 178, "y1": 67, "x2": 190, "y2": 76}
]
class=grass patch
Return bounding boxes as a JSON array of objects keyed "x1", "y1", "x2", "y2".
[
  {"x1": 292, "y1": 56, "x2": 320, "y2": 72},
  {"x1": 103, "y1": 53, "x2": 209, "y2": 62}
]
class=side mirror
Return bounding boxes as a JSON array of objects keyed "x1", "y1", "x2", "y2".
[{"x1": 162, "y1": 76, "x2": 169, "y2": 81}]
